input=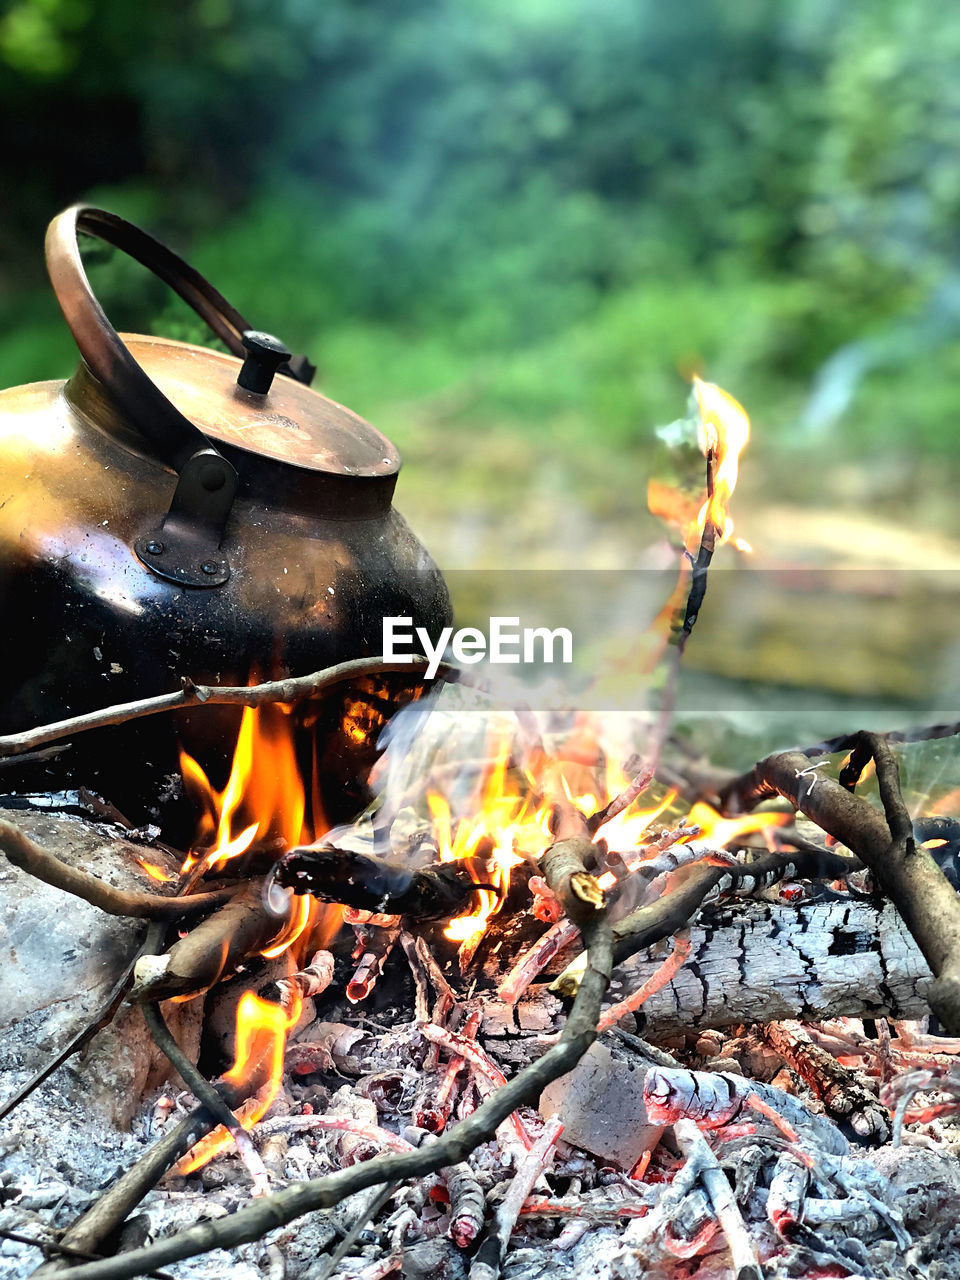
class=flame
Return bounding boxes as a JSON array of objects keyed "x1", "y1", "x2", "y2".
[
  {"x1": 645, "y1": 376, "x2": 750, "y2": 566},
  {"x1": 136, "y1": 857, "x2": 176, "y2": 883},
  {"x1": 177, "y1": 989, "x2": 302, "y2": 1174},
  {"x1": 178, "y1": 702, "x2": 331, "y2": 961},
  {"x1": 683, "y1": 801, "x2": 791, "y2": 848},
  {"x1": 432, "y1": 740, "x2": 533, "y2": 947},
  {"x1": 691, "y1": 376, "x2": 750, "y2": 550}
]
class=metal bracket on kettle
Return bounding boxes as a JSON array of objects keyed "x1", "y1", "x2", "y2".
[{"x1": 134, "y1": 448, "x2": 237, "y2": 587}]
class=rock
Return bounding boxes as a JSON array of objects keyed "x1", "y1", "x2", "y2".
[
  {"x1": 0, "y1": 804, "x2": 192, "y2": 1125},
  {"x1": 538, "y1": 1040, "x2": 663, "y2": 1170}
]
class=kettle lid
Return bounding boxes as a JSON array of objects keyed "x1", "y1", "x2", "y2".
[{"x1": 118, "y1": 333, "x2": 400, "y2": 479}]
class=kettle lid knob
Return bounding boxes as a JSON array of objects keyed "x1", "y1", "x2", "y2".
[{"x1": 238, "y1": 329, "x2": 292, "y2": 394}]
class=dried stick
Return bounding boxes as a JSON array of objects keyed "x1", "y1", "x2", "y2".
[
  {"x1": 468, "y1": 1117, "x2": 564, "y2": 1280},
  {"x1": 0, "y1": 819, "x2": 236, "y2": 919},
  {"x1": 131, "y1": 881, "x2": 276, "y2": 1001},
  {"x1": 0, "y1": 656, "x2": 462, "y2": 758},
  {"x1": 673, "y1": 1119, "x2": 761, "y2": 1280},
  {"x1": 721, "y1": 739, "x2": 960, "y2": 1033},
  {"x1": 55, "y1": 896, "x2": 613, "y2": 1280}
]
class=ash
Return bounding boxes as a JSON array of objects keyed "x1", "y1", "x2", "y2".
[{"x1": 5, "y1": 997, "x2": 960, "y2": 1280}]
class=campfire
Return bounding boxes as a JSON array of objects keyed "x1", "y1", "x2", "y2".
[{"x1": 3, "y1": 372, "x2": 960, "y2": 1280}]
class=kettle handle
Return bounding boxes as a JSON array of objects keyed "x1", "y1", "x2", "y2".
[
  {"x1": 45, "y1": 206, "x2": 312, "y2": 588},
  {"x1": 46, "y1": 205, "x2": 307, "y2": 472}
]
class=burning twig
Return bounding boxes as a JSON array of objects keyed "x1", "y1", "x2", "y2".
[
  {"x1": 347, "y1": 924, "x2": 401, "y2": 1003},
  {"x1": 402, "y1": 1126, "x2": 486, "y2": 1249},
  {"x1": 721, "y1": 738, "x2": 960, "y2": 1032},
  {"x1": 418, "y1": 1024, "x2": 535, "y2": 1150},
  {"x1": 497, "y1": 916, "x2": 578, "y2": 1006},
  {"x1": 467, "y1": 1116, "x2": 564, "y2": 1280},
  {"x1": 0, "y1": 655, "x2": 464, "y2": 758},
  {"x1": 643, "y1": 1065, "x2": 850, "y2": 1156},
  {"x1": 595, "y1": 929, "x2": 692, "y2": 1034},
  {"x1": 762, "y1": 1019, "x2": 890, "y2": 1142},
  {"x1": 422, "y1": 1009, "x2": 482, "y2": 1132},
  {"x1": 259, "y1": 950, "x2": 336, "y2": 1012},
  {"x1": 131, "y1": 881, "x2": 277, "y2": 1001},
  {"x1": 56, "y1": 906, "x2": 614, "y2": 1280},
  {"x1": 144, "y1": 1002, "x2": 270, "y2": 1194},
  {"x1": 0, "y1": 818, "x2": 237, "y2": 919},
  {"x1": 270, "y1": 845, "x2": 497, "y2": 921},
  {"x1": 672, "y1": 1118, "x2": 761, "y2": 1280}
]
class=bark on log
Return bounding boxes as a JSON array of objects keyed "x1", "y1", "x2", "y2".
[{"x1": 609, "y1": 898, "x2": 932, "y2": 1034}]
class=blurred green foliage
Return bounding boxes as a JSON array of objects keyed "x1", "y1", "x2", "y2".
[{"x1": 3, "y1": 0, "x2": 960, "y2": 489}]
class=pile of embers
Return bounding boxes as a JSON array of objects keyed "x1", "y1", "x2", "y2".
[{"x1": 3, "y1": 671, "x2": 960, "y2": 1280}]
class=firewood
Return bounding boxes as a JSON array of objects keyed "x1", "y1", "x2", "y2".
[
  {"x1": 131, "y1": 882, "x2": 276, "y2": 1001},
  {"x1": 271, "y1": 844, "x2": 497, "y2": 920},
  {"x1": 607, "y1": 897, "x2": 933, "y2": 1034}
]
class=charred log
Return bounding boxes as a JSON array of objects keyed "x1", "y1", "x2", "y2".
[{"x1": 269, "y1": 844, "x2": 499, "y2": 920}]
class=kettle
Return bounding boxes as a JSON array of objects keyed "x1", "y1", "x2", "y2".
[{"x1": 0, "y1": 206, "x2": 451, "y2": 832}]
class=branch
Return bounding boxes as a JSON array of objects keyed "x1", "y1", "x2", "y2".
[
  {"x1": 720, "y1": 743, "x2": 960, "y2": 1032},
  {"x1": 0, "y1": 819, "x2": 236, "y2": 919},
  {"x1": 0, "y1": 656, "x2": 462, "y2": 758}
]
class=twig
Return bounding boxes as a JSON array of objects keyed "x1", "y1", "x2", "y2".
[
  {"x1": 0, "y1": 818, "x2": 237, "y2": 919},
  {"x1": 131, "y1": 881, "x2": 275, "y2": 1001},
  {"x1": 0, "y1": 1229, "x2": 173, "y2": 1279},
  {"x1": 311, "y1": 1183, "x2": 399, "y2": 1280},
  {"x1": 143, "y1": 1003, "x2": 269, "y2": 1194},
  {"x1": 0, "y1": 743, "x2": 70, "y2": 769},
  {"x1": 468, "y1": 1117, "x2": 564, "y2": 1280},
  {"x1": 400, "y1": 931, "x2": 432, "y2": 1022},
  {"x1": 419, "y1": 1025, "x2": 534, "y2": 1151},
  {"x1": 596, "y1": 930, "x2": 692, "y2": 1033},
  {"x1": 347, "y1": 925, "x2": 401, "y2": 1003},
  {"x1": 721, "y1": 741, "x2": 960, "y2": 1033},
  {"x1": 673, "y1": 1119, "x2": 761, "y2": 1280},
  {"x1": 0, "y1": 656, "x2": 463, "y2": 758},
  {"x1": 54, "y1": 906, "x2": 613, "y2": 1280}
]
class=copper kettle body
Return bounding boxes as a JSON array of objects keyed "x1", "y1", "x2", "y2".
[{"x1": 0, "y1": 207, "x2": 451, "y2": 832}]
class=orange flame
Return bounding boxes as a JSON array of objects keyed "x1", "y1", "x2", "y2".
[
  {"x1": 177, "y1": 988, "x2": 303, "y2": 1174},
  {"x1": 433, "y1": 740, "x2": 528, "y2": 947},
  {"x1": 136, "y1": 857, "x2": 176, "y2": 883},
  {"x1": 683, "y1": 801, "x2": 791, "y2": 848},
  {"x1": 691, "y1": 375, "x2": 750, "y2": 549},
  {"x1": 178, "y1": 703, "x2": 329, "y2": 961}
]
